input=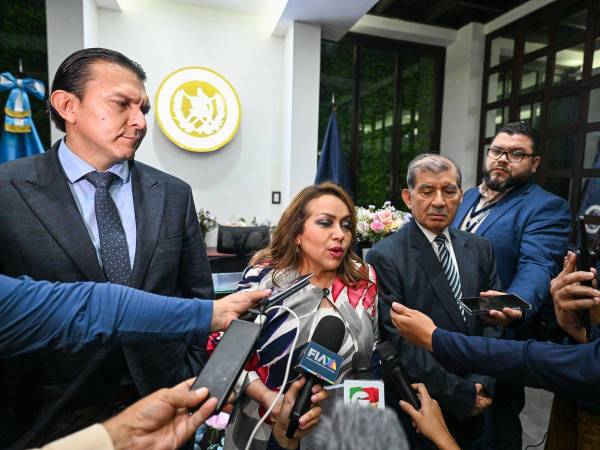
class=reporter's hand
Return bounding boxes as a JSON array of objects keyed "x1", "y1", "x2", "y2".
[
  {"x1": 390, "y1": 303, "x2": 437, "y2": 352},
  {"x1": 399, "y1": 383, "x2": 460, "y2": 450},
  {"x1": 210, "y1": 289, "x2": 271, "y2": 332},
  {"x1": 271, "y1": 377, "x2": 328, "y2": 450},
  {"x1": 102, "y1": 378, "x2": 218, "y2": 450},
  {"x1": 469, "y1": 383, "x2": 492, "y2": 416},
  {"x1": 551, "y1": 252, "x2": 600, "y2": 343},
  {"x1": 478, "y1": 290, "x2": 523, "y2": 326}
]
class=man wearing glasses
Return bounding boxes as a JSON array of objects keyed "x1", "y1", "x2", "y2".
[{"x1": 453, "y1": 121, "x2": 571, "y2": 450}]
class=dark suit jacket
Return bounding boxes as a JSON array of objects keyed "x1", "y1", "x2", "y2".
[
  {"x1": 0, "y1": 142, "x2": 214, "y2": 447},
  {"x1": 453, "y1": 182, "x2": 571, "y2": 319},
  {"x1": 432, "y1": 327, "x2": 600, "y2": 400},
  {"x1": 367, "y1": 221, "x2": 501, "y2": 421}
]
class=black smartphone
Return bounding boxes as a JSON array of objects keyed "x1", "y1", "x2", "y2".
[
  {"x1": 575, "y1": 215, "x2": 593, "y2": 337},
  {"x1": 458, "y1": 294, "x2": 531, "y2": 315},
  {"x1": 190, "y1": 319, "x2": 262, "y2": 412}
]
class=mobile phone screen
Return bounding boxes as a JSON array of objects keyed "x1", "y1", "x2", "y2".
[
  {"x1": 458, "y1": 294, "x2": 531, "y2": 314},
  {"x1": 190, "y1": 320, "x2": 262, "y2": 412}
]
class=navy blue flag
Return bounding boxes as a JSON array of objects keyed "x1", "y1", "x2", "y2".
[{"x1": 315, "y1": 110, "x2": 352, "y2": 195}]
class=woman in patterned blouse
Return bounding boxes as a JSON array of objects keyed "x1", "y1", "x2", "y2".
[{"x1": 223, "y1": 182, "x2": 379, "y2": 450}]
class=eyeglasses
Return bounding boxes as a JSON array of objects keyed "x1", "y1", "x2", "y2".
[{"x1": 487, "y1": 147, "x2": 536, "y2": 163}]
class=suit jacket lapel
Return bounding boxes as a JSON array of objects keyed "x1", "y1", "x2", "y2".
[
  {"x1": 12, "y1": 143, "x2": 105, "y2": 281},
  {"x1": 454, "y1": 189, "x2": 480, "y2": 226},
  {"x1": 410, "y1": 223, "x2": 468, "y2": 332},
  {"x1": 129, "y1": 163, "x2": 166, "y2": 289},
  {"x1": 474, "y1": 182, "x2": 533, "y2": 236},
  {"x1": 450, "y1": 229, "x2": 477, "y2": 334}
]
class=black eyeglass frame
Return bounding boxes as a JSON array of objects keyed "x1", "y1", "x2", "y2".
[{"x1": 486, "y1": 148, "x2": 538, "y2": 163}]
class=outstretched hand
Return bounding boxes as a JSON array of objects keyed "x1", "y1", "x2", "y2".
[
  {"x1": 390, "y1": 302, "x2": 437, "y2": 352},
  {"x1": 551, "y1": 251, "x2": 600, "y2": 343},
  {"x1": 399, "y1": 383, "x2": 460, "y2": 450},
  {"x1": 479, "y1": 290, "x2": 523, "y2": 326},
  {"x1": 103, "y1": 378, "x2": 218, "y2": 450}
]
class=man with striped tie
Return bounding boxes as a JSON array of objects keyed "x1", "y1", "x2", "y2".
[{"x1": 367, "y1": 154, "x2": 501, "y2": 450}]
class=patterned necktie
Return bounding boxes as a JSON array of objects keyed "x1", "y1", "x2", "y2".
[
  {"x1": 434, "y1": 234, "x2": 466, "y2": 321},
  {"x1": 84, "y1": 171, "x2": 131, "y2": 285}
]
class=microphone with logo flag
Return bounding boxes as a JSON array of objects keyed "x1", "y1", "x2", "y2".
[
  {"x1": 343, "y1": 351, "x2": 385, "y2": 409},
  {"x1": 376, "y1": 341, "x2": 420, "y2": 410},
  {"x1": 286, "y1": 315, "x2": 345, "y2": 438}
]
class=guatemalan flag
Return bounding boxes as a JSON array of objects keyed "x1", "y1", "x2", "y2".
[
  {"x1": 315, "y1": 107, "x2": 353, "y2": 196},
  {"x1": 0, "y1": 72, "x2": 45, "y2": 164}
]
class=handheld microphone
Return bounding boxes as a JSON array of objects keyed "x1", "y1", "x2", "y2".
[
  {"x1": 286, "y1": 315, "x2": 345, "y2": 438},
  {"x1": 343, "y1": 352, "x2": 385, "y2": 409},
  {"x1": 376, "y1": 341, "x2": 420, "y2": 410}
]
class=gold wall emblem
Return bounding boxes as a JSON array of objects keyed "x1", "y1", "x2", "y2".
[{"x1": 156, "y1": 67, "x2": 240, "y2": 152}]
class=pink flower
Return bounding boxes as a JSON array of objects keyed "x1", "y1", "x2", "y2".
[
  {"x1": 370, "y1": 220, "x2": 385, "y2": 233},
  {"x1": 377, "y1": 210, "x2": 393, "y2": 225},
  {"x1": 205, "y1": 412, "x2": 230, "y2": 430}
]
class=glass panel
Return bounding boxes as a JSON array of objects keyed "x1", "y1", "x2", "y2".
[
  {"x1": 554, "y1": 43, "x2": 585, "y2": 85},
  {"x1": 0, "y1": 1, "x2": 49, "y2": 147},
  {"x1": 549, "y1": 95, "x2": 579, "y2": 128},
  {"x1": 485, "y1": 107, "x2": 508, "y2": 138},
  {"x1": 592, "y1": 37, "x2": 600, "y2": 78},
  {"x1": 545, "y1": 135, "x2": 577, "y2": 170},
  {"x1": 356, "y1": 47, "x2": 395, "y2": 207},
  {"x1": 487, "y1": 69, "x2": 511, "y2": 103},
  {"x1": 519, "y1": 102, "x2": 542, "y2": 129},
  {"x1": 556, "y1": 3, "x2": 587, "y2": 43},
  {"x1": 588, "y1": 88, "x2": 600, "y2": 123},
  {"x1": 489, "y1": 34, "x2": 514, "y2": 67},
  {"x1": 521, "y1": 57, "x2": 546, "y2": 94},
  {"x1": 524, "y1": 28, "x2": 548, "y2": 54},
  {"x1": 319, "y1": 41, "x2": 354, "y2": 177},
  {"x1": 544, "y1": 178, "x2": 571, "y2": 201},
  {"x1": 397, "y1": 56, "x2": 436, "y2": 192},
  {"x1": 584, "y1": 132, "x2": 600, "y2": 169}
]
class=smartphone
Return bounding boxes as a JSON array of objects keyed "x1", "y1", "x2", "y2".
[
  {"x1": 190, "y1": 319, "x2": 262, "y2": 412},
  {"x1": 458, "y1": 294, "x2": 532, "y2": 315},
  {"x1": 575, "y1": 215, "x2": 593, "y2": 337}
]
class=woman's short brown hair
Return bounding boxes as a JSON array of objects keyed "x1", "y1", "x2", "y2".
[{"x1": 251, "y1": 182, "x2": 369, "y2": 286}]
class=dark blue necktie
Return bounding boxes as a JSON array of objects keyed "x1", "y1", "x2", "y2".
[
  {"x1": 434, "y1": 234, "x2": 466, "y2": 321},
  {"x1": 84, "y1": 171, "x2": 131, "y2": 285}
]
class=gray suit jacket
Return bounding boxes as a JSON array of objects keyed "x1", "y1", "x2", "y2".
[
  {"x1": 367, "y1": 220, "x2": 501, "y2": 421},
  {"x1": 0, "y1": 142, "x2": 214, "y2": 447}
]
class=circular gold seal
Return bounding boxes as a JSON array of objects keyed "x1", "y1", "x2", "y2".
[{"x1": 155, "y1": 67, "x2": 241, "y2": 152}]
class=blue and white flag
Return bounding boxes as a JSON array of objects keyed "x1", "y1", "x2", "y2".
[
  {"x1": 0, "y1": 71, "x2": 45, "y2": 164},
  {"x1": 579, "y1": 143, "x2": 600, "y2": 239},
  {"x1": 315, "y1": 109, "x2": 352, "y2": 196}
]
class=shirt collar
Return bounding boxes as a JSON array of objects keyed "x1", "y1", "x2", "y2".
[
  {"x1": 58, "y1": 139, "x2": 130, "y2": 184},
  {"x1": 478, "y1": 181, "x2": 513, "y2": 204},
  {"x1": 414, "y1": 220, "x2": 451, "y2": 245}
]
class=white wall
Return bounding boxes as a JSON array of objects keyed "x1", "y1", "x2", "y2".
[{"x1": 440, "y1": 23, "x2": 485, "y2": 189}]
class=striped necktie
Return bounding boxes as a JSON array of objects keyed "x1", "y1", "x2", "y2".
[{"x1": 434, "y1": 234, "x2": 466, "y2": 321}]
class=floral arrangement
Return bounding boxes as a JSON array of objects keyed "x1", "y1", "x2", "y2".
[
  {"x1": 195, "y1": 412, "x2": 229, "y2": 450},
  {"x1": 221, "y1": 216, "x2": 273, "y2": 228},
  {"x1": 198, "y1": 209, "x2": 218, "y2": 236},
  {"x1": 356, "y1": 201, "x2": 411, "y2": 245}
]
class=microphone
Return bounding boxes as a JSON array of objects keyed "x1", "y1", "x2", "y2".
[
  {"x1": 343, "y1": 352, "x2": 385, "y2": 409},
  {"x1": 376, "y1": 341, "x2": 420, "y2": 409},
  {"x1": 286, "y1": 315, "x2": 345, "y2": 438}
]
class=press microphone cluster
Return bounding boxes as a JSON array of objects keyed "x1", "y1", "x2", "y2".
[{"x1": 286, "y1": 315, "x2": 345, "y2": 438}]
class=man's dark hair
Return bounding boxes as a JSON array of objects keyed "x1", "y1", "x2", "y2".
[
  {"x1": 49, "y1": 48, "x2": 147, "y2": 132},
  {"x1": 497, "y1": 121, "x2": 540, "y2": 154}
]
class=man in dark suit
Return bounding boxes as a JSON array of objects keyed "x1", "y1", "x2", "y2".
[
  {"x1": 367, "y1": 154, "x2": 500, "y2": 449},
  {"x1": 389, "y1": 251, "x2": 600, "y2": 400},
  {"x1": 0, "y1": 48, "x2": 214, "y2": 447},
  {"x1": 453, "y1": 121, "x2": 571, "y2": 449}
]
